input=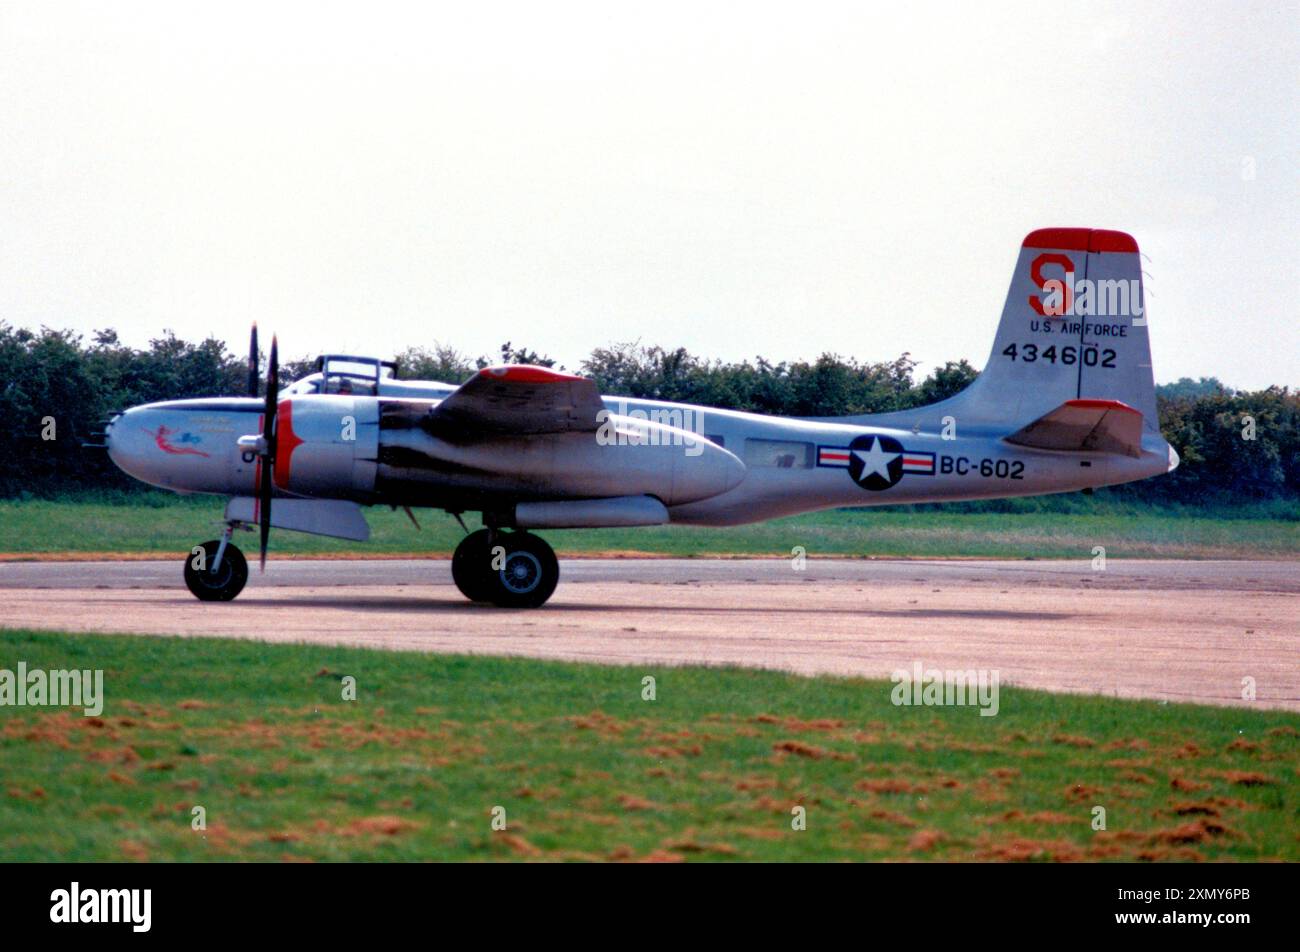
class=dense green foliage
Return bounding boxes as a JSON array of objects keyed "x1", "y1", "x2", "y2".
[{"x1": 1, "y1": 323, "x2": 1295, "y2": 505}]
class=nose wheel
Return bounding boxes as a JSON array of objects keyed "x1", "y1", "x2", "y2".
[
  {"x1": 451, "y1": 529, "x2": 559, "y2": 608},
  {"x1": 183, "y1": 538, "x2": 249, "y2": 601}
]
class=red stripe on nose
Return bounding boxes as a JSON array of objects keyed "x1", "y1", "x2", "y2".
[{"x1": 273, "y1": 400, "x2": 305, "y2": 489}]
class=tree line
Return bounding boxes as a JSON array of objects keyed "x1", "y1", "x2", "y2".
[{"x1": 1, "y1": 323, "x2": 1295, "y2": 505}]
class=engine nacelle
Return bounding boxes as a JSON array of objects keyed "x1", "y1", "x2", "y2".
[
  {"x1": 269, "y1": 397, "x2": 379, "y2": 499},
  {"x1": 376, "y1": 411, "x2": 745, "y2": 507}
]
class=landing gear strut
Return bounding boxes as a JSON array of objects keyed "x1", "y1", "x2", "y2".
[
  {"x1": 183, "y1": 527, "x2": 249, "y2": 601},
  {"x1": 452, "y1": 528, "x2": 559, "y2": 608}
]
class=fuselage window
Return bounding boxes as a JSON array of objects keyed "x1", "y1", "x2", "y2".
[{"x1": 743, "y1": 438, "x2": 812, "y2": 469}]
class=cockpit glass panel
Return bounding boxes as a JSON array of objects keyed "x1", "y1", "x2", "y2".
[
  {"x1": 325, "y1": 359, "x2": 394, "y2": 380},
  {"x1": 284, "y1": 374, "x2": 323, "y2": 396}
]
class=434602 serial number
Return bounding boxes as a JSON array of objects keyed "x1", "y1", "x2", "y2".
[{"x1": 1001, "y1": 343, "x2": 1116, "y2": 367}]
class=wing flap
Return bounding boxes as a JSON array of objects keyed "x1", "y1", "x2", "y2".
[
  {"x1": 1004, "y1": 398, "x2": 1143, "y2": 458},
  {"x1": 225, "y1": 497, "x2": 370, "y2": 541},
  {"x1": 428, "y1": 365, "x2": 606, "y2": 435}
]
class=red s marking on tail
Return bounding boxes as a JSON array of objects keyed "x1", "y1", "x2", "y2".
[
  {"x1": 1028, "y1": 252, "x2": 1074, "y2": 317},
  {"x1": 144, "y1": 425, "x2": 210, "y2": 458}
]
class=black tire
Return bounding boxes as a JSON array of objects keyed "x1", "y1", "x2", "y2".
[
  {"x1": 451, "y1": 529, "x2": 495, "y2": 602},
  {"x1": 483, "y1": 531, "x2": 559, "y2": 608},
  {"x1": 183, "y1": 540, "x2": 248, "y2": 602}
]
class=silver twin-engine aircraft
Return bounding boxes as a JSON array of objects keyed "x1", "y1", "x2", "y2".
[{"x1": 105, "y1": 228, "x2": 1178, "y2": 607}]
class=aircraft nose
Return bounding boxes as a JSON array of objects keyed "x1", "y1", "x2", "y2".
[
  {"x1": 107, "y1": 401, "x2": 253, "y2": 494},
  {"x1": 107, "y1": 406, "x2": 181, "y2": 490},
  {"x1": 105, "y1": 406, "x2": 142, "y2": 480}
]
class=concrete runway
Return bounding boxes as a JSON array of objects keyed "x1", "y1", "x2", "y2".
[{"x1": 1, "y1": 558, "x2": 1297, "y2": 710}]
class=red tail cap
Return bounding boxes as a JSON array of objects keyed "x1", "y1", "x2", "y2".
[{"x1": 1023, "y1": 228, "x2": 1139, "y2": 254}]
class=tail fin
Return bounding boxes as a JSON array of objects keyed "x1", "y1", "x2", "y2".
[{"x1": 953, "y1": 227, "x2": 1157, "y2": 432}]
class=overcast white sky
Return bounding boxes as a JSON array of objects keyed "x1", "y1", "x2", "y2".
[{"x1": 0, "y1": 1, "x2": 1295, "y2": 388}]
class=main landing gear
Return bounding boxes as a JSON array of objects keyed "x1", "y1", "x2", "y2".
[
  {"x1": 183, "y1": 526, "x2": 249, "y2": 601},
  {"x1": 452, "y1": 528, "x2": 559, "y2": 608}
]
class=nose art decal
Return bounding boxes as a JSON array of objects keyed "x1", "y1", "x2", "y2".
[{"x1": 144, "y1": 425, "x2": 211, "y2": 458}]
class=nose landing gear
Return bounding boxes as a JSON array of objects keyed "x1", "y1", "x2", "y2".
[
  {"x1": 451, "y1": 528, "x2": 559, "y2": 608},
  {"x1": 183, "y1": 532, "x2": 249, "y2": 601}
]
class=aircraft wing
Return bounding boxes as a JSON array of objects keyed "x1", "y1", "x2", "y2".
[
  {"x1": 427, "y1": 365, "x2": 607, "y2": 435},
  {"x1": 1003, "y1": 398, "x2": 1143, "y2": 458}
]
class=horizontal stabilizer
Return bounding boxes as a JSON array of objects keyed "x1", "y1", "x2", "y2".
[{"x1": 1004, "y1": 399, "x2": 1143, "y2": 458}]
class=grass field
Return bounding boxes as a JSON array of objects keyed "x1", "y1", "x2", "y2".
[
  {"x1": 1, "y1": 628, "x2": 1295, "y2": 862},
  {"x1": 0, "y1": 494, "x2": 1296, "y2": 560}
]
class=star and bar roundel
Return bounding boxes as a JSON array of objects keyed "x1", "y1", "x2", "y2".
[{"x1": 817, "y1": 434, "x2": 935, "y2": 491}]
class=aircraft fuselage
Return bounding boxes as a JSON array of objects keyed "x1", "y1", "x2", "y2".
[{"x1": 107, "y1": 389, "x2": 1172, "y2": 528}]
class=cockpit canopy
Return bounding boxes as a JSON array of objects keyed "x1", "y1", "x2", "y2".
[{"x1": 284, "y1": 354, "x2": 399, "y2": 397}]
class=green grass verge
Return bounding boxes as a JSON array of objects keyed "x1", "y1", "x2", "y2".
[
  {"x1": 1, "y1": 494, "x2": 1296, "y2": 559},
  {"x1": 1, "y1": 629, "x2": 1295, "y2": 862}
]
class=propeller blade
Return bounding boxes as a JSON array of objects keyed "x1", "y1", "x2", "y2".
[
  {"x1": 259, "y1": 454, "x2": 272, "y2": 571},
  {"x1": 266, "y1": 336, "x2": 278, "y2": 424},
  {"x1": 247, "y1": 323, "x2": 260, "y2": 398},
  {"x1": 259, "y1": 335, "x2": 279, "y2": 571}
]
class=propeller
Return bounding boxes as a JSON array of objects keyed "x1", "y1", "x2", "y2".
[
  {"x1": 258, "y1": 335, "x2": 279, "y2": 571},
  {"x1": 247, "y1": 323, "x2": 260, "y2": 397}
]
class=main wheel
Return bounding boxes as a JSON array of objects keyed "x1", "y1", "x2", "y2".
[
  {"x1": 483, "y1": 531, "x2": 559, "y2": 608},
  {"x1": 183, "y1": 540, "x2": 248, "y2": 602},
  {"x1": 451, "y1": 529, "x2": 495, "y2": 602}
]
